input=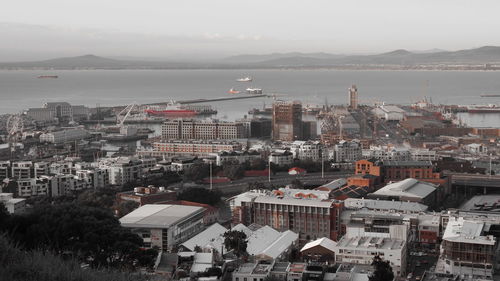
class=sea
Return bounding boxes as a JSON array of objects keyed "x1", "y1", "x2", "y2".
[{"x1": 1, "y1": 69, "x2": 500, "y2": 127}]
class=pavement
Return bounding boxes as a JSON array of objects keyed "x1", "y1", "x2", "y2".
[
  {"x1": 206, "y1": 171, "x2": 352, "y2": 195},
  {"x1": 405, "y1": 251, "x2": 439, "y2": 281}
]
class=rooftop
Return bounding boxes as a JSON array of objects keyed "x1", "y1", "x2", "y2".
[
  {"x1": 119, "y1": 204, "x2": 204, "y2": 228},
  {"x1": 254, "y1": 196, "x2": 335, "y2": 208},
  {"x1": 383, "y1": 160, "x2": 432, "y2": 167},
  {"x1": 442, "y1": 217, "x2": 496, "y2": 245},
  {"x1": 371, "y1": 178, "x2": 437, "y2": 199},
  {"x1": 336, "y1": 236, "x2": 405, "y2": 250},
  {"x1": 344, "y1": 198, "x2": 428, "y2": 213},
  {"x1": 300, "y1": 237, "x2": 337, "y2": 253}
]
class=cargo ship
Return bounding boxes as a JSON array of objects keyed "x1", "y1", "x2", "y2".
[
  {"x1": 38, "y1": 75, "x2": 58, "y2": 78},
  {"x1": 145, "y1": 104, "x2": 197, "y2": 117},
  {"x1": 467, "y1": 104, "x2": 500, "y2": 113}
]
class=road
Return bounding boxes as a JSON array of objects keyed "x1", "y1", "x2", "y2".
[{"x1": 178, "y1": 171, "x2": 353, "y2": 195}]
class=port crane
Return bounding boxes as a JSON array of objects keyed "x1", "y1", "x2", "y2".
[{"x1": 116, "y1": 103, "x2": 137, "y2": 128}]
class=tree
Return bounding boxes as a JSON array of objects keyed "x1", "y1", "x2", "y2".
[
  {"x1": 223, "y1": 230, "x2": 248, "y2": 258},
  {"x1": 290, "y1": 179, "x2": 303, "y2": 189},
  {"x1": 247, "y1": 181, "x2": 266, "y2": 191},
  {"x1": 177, "y1": 187, "x2": 222, "y2": 206},
  {"x1": 7, "y1": 203, "x2": 157, "y2": 270},
  {"x1": 0, "y1": 202, "x2": 9, "y2": 232},
  {"x1": 369, "y1": 255, "x2": 394, "y2": 281},
  {"x1": 77, "y1": 189, "x2": 116, "y2": 208},
  {"x1": 183, "y1": 163, "x2": 210, "y2": 182},
  {"x1": 115, "y1": 200, "x2": 139, "y2": 217},
  {"x1": 223, "y1": 162, "x2": 245, "y2": 180},
  {"x1": 249, "y1": 159, "x2": 267, "y2": 170}
]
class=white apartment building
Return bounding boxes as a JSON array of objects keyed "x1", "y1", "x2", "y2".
[
  {"x1": 16, "y1": 177, "x2": 51, "y2": 197},
  {"x1": 269, "y1": 150, "x2": 294, "y2": 166},
  {"x1": 333, "y1": 140, "x2": 362, "y2": 163},
  {"x1": 40, "y1": 128, "x2": 90, "y2": 144},
  {"x1": 34, "y1": 162, "x2": 50, "y2": 177},
  {"x1": 0, "y1": 161, "x2": 10, "y2": 180},
  {"x1": 99, "y1": 157, "x2": 144, "y2": 186},
  {"x1": 437, "y1": 217, "x2": 497, "y2": 279},
  {"x1": 0, "y1": 193, "x2": 26, "y2": 214},
  {"x1": 290, "y1": 141, "x2": 321, "y2": 162},
  {"x1": 363, "y1": 146, "x2": 411, "y2": 161},
  {"x1": 11, "y1": 161, "x2": 33, "y2": 179},
  {"x1": 334, "y1": 236, "x2": 407, "y2": 276},
  {"x1": 213, "y1": 150, "x2": 262, "y2": 166},
  {"x1": 410, "y1": 149, "x2": 438, "y2": 161}
]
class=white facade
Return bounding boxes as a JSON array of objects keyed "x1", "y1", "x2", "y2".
[
  {"x1": 465, "y1": 143, "x2": 488, "y2": 155},
  {"x1": 214, "y1": 150, "x2": 262, "y2": 166},
  {"x1": 269, "y1": 150, "x2": 294, "y2": 166},
  {"x1": 16, "y1": 177, "x2": 51, "y2": 197},
  {"x1": 40, "y1": 128, "x2": 90, "y2": 144},
  {"x1": 289, "y1": 141, "x2": 321, "y2": 162},
  {"x1": 333, "y1": 140, "x2": 362, "y2": 163},
  {"x1": 0, "y1": 193, "x2": 26, "y2": 214},
  {"x1": 11, "y1": 161, "x2": 32, "y2": 179},
  {"x1": 334, "y1": 236, "x2": 407, "y2": 276}
]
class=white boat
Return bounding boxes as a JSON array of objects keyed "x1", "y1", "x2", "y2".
[
  {"x1": 236, "y1": 76, "x2": 253, "y2": 82},
  {"x1": 246, "y1": 88, "x2": 263, "y2": 95}
]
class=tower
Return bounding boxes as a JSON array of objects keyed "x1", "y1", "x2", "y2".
[
  {"x1": 272, "y1": 101, "x2": 302, "y2": 141},
  {"x1": 348, "y1": 85, "x2": 358, "y2": 110}
]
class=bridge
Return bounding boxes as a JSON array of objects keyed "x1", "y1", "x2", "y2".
[{"x1": 448, "y1": 173, "x2": 500, "y2": 188}]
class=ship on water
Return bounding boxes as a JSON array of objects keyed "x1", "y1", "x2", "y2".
[
  {"x1": 246, "y1": 87, "x2": 263, "y2": 95},
  {"x1": 38, "y1": 75, "x2": 58, "y2": 78},
  {"x1": 144, "y1": 103, "x2": 197, "y2": 117},
  {"x1": 236, "y1": 76, "x2": 252, "y2": 82},
  {"x1": 480, "y1": 94, "x2": 500, "y2": 97},
  {"x1": 228, "y1": 88, "x2": 240, "y2": 94}
]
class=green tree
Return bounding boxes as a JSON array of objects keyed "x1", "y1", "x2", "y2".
[
  {"x1": 223, "y1": 230, "x2": 248, "y2": 258},
  {"x1": 178, "y1": 187, "x2": 222, "y2": 206},
  {"x1": 7, "y1": 203, "x2": 157, "y2": 270},
  {"x1": 0, "y1": 202, "x2": 9, "y2": 232},
  {"x1": 116, "y1": 200, "x2": 139, "y2": 217},
  {"x1": 77, "y1": 189, "x2": 116, "y2": 208},
  {"x1": 249, "y1": 159, "x2": 267, "y2": 170},
  {"x1": 183, "y1": 163, "x2": 210, "y2": 182},
  {"x1": 247, "y1": 181, "x2": 266, "y2": 191},
  {"x1": 369, "y1": 255, "x2": 394, "y2": 281},
  {"x1": 290, "y1": 179, "x2": 303, "y2": 189},
  {"x1": 223, "y1": 162, "x2": 245, "y2": 180}
]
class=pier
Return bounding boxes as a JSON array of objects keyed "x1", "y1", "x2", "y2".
[{"x1": 148, "y1": 94, "x2": 269, "y2": 106}]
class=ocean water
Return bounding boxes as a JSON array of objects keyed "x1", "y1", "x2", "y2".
[{"x1": 1, "y1": 69, "x2": 499, "y2": 126}]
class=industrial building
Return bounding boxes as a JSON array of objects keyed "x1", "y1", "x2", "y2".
[{"x1": 119, "y1": 204, "x2": 206, "y2": 250}]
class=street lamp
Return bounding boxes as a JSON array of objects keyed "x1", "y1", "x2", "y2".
[{"x1": 209, "y1": 161, "x2": 213, "y2": 190}]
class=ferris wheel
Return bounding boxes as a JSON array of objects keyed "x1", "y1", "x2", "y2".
[{"x1": 6, "y1": 113, "x2": 24, "y2": 153}]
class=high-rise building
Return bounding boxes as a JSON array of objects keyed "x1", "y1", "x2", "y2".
[
  {"x1": 272, "y1": 101, "x2": 302, "y2": 141},
  {"x1": 348, "y1": 85, "x2": 358, "y2": 110}
]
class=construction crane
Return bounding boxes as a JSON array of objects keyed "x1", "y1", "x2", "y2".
[
  {"x1": 116, "y1": 103, "x2": 136, "y2": 128},
  {"x1": 6, "y1": 113, "x2": 24, "y2": 155}
]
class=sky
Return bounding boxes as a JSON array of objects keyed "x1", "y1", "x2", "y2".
[{"x1": 1, "y1": 0, "x2": 500, "y2": 61}]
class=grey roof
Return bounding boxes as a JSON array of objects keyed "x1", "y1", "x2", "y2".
[
  {"x1": 119, "y1": 204, "x2": 204, "y2": 229},
  {"x1": 371, "y1": 178, "x2": 437, "y2": 199},
  {"x1": 383, "y1": 160, "x2": 432, "y2": 167},
  {"x1": 254, "y1": 196, "x2": 335, "y2": 208}
]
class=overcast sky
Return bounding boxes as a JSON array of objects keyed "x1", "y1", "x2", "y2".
[{"x1": 1, "y1": 0, "x2": 500, "y2": 61}]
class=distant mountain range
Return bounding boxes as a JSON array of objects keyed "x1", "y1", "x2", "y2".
[{"x1": 2, "y1": 46, "x2": 500, "y2": 69}]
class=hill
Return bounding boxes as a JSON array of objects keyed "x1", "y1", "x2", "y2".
[{"x1": 1, "y1": 46, "x2": 500, "y2": 69}]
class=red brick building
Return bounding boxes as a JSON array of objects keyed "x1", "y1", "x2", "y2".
[{"x1": 251, "y1": 196, "x2": 344, "y2": 241}]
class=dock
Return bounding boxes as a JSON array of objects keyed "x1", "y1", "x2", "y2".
[{"x1": 148, "y1": 94, "x2": 269, "y2": 106}]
